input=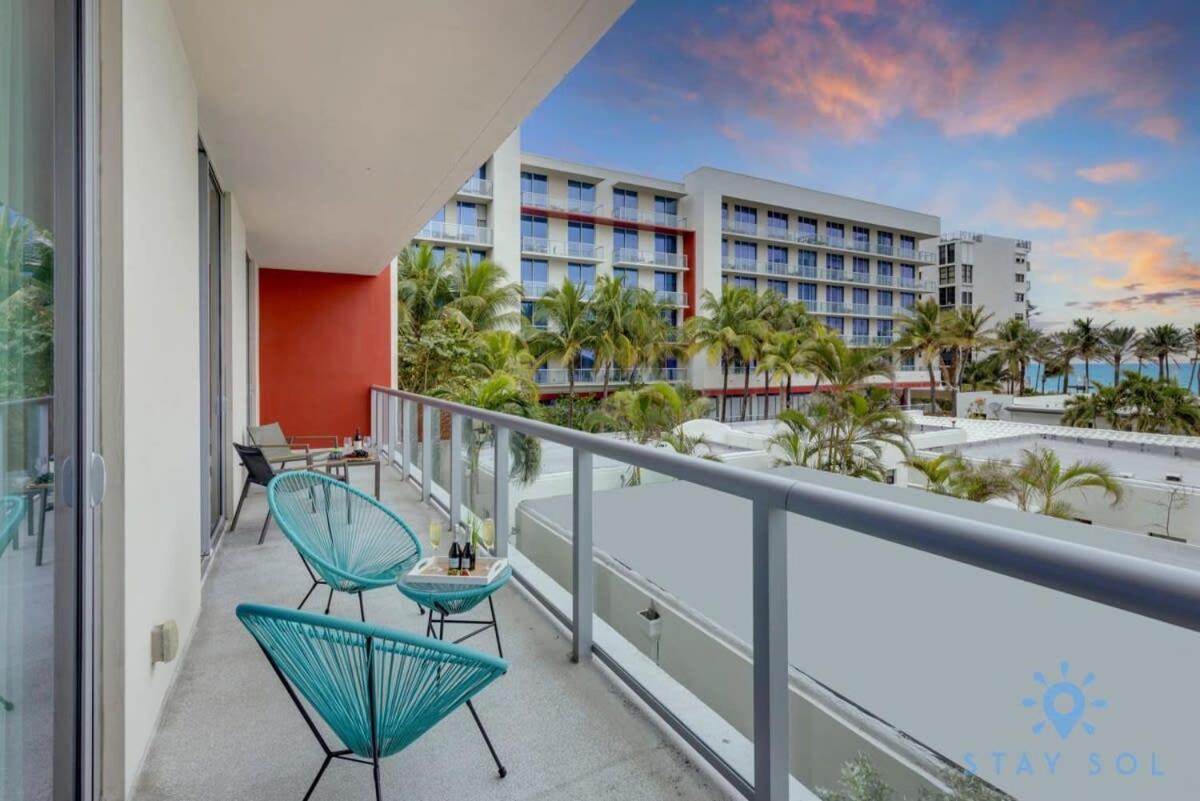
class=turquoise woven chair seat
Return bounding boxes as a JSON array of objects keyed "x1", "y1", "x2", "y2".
[
  {"x1": 268, "y1": 471, "x2": 422, "y2": 619},
  {"x1": 238, "y1": 603, "x2": 509, "y2": 800},
  {"x1": 397, "y1": 562, "x2": 512, "y2": 616}
]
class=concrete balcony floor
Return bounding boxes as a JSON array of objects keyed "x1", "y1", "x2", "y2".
[{"x1": 132, "y1": 469, "x2": 727, "y2": 801}]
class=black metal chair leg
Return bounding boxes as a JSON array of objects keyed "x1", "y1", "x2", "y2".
[
  {"x1": 324, "y1": 586, "x2": 335, "y2": 615},
  {"x1": 230, "y1": 475, "x2": 251, "y2": 530},
  {"x1": 372, "y1": 756, "x2": 383, "y2": 801},
  {"x1": 302, "y1": 753, "x2": 333, "y2": 801},
  {"x1": 257, "y1": 509, "x2": 273, "y2": 545},
  {"x1": 298, "y1": 581, "x2": 319, "y2": 610},
  {"x1": 488, "y1": 595, "x2": 503, "y2": 657},
  {"x1": 466, "y1": 700, "x2": 507, "y2": 778},
  {"x1": 357, "y1": 592, "x2": 366, "y2": 622},
  {"x1": 35, "y1": 490, "x2": 47, "y2": 566}
]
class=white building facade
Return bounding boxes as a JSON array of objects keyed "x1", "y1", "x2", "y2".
[
  {"x1": 921, "y1": 231, "x2": 1033, "y2": 322},
  {"x1": 414, "y1": 130, "x2": 943, "y2": 414}
]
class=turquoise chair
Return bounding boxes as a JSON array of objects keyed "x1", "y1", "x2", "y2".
[
  {"x1": 0, "y1": 495, "x2": 27, "y2": 711},
  {"x1": 268, "y1": 471, "x2": 422, "y2": 621},
  {"x1": 237, "y1": 603, "x2": 508, "y2": 800}
]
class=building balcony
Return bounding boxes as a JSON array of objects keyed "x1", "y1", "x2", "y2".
[
  {"x1": 612, "y1": 248, "x2": 688, "y2": 270},
  {"x1": 720, "y1": 220, "x2": 937, "y2": 263},
  {"x1": 612, "y1": 205, "x2": 685, "y2": 228},
  {"x1": 521, "y1": 191, "x2": 602, "y2": 216},
  {"x1": 720, "y1": 260, "x2": 933, "y2": 291},
  {"x1": 533, "y1": 367, "x2": 689, "y2": 386},
  {"x1": 521, "y1": 280, "x2": 550, "y2": 298},
  {"x1": 459, "y1": 176, "x2": 494, "y2": 197},
  {"x1": 416, "y1": 220, "x2": 494, "y2": 245},
  {"x1": 520, "y1": 237, "x2": 604, "y2": 261},
  {"x1": 654, "y1": 289, "x2": 688, "y2": 307}
]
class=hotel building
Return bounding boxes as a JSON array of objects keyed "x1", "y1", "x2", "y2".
[
  {"x1": 415, "y1": 131, "x2": 943, "y2": 415},
  {"x1": 921, "y1": 231, "x2": 1033, "y2": 322}
]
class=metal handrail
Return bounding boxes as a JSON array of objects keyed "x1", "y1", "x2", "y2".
[{"x1": 369, "y1": 385, "x2": 1200, "y2": 801}]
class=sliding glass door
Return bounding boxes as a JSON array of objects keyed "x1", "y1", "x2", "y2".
[
  {"x1": 199, "y1": 152, "x2": 225, "y2": 553},
  {"x1": 1, "y1": 0, "x2": 88, "y2": 798}
]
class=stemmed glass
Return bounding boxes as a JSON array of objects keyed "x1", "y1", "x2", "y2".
[
  {"x1": 481, "y1": 518, "x2": 495, "y2": 551},
  {"x1": 429, "y1": 519, "x2": 443, "y2": 554}
]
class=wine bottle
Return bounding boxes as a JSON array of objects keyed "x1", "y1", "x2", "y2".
[
  {"x1": 353, "y1": 426, "x2": 363, "y2": 451},
  {"x1": 448, "y1": 534, "x2": 461, "y2": 575},
  {"x1": 465, "y1": 535, "x2": 476, "y2": 572}
]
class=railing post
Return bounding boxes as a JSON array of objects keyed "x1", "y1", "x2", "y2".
[
  {"x1": 571, "y1": 449, "x2": 593, "y2": 663},
  {"x1": 449, "y1": 413, "x2": 464, "y2": 531},
  {"x1": 493, "y1": 425, "x2": 510, "y2": 558},
  {"x1": 752, "y1": 499, "x2": 789, "y2": 801},
  {"x1": 370, "y1": 389, "x2": 378, "y2": 442},
  {"x1": 401, "y1": 399, "x2": 413, "y2": 480},
  {"x1": 386, "y1": 396, "x2": 397, "y2": 465},
  {"x1": 421, "y1": 404, "x2": 433, "y2": 502}
]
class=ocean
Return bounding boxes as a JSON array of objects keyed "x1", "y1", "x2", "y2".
[{"x1": 1025, "y1": 360, "x2": 1198, "y2": 393}]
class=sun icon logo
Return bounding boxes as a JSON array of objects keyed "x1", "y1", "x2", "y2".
[{"x1": 1023, "y1": 661, "x2": 1108, "y2": 740}]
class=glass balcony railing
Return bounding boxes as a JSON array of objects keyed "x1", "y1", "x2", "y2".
[
  {"x1": 530, "y1": 367, "x2": 690, "y2": 386},
  {"x1": 720, "y1": 220, "x2": 936, "y2": 263},
  {"x1": 459, "y1": 176, "x2": 493, "y2": 196},
  {"x1": 612, "y1": 205, "x2": 685, "y2": 228},
  {"x1": 521, "y1": 191, "x2": 602, "y2": 216},
  {"x1": 521, "y1": 280, "x2": 550, "y2": 298},
  {"x1": 416, "y1": 220, "x2": 493, "y2": 245},
  {"x1": 520, "y1": 237, "x2": 604, "y2": 260},
  {"x1": 654, "y1": 289, "x2": 688, "y2": 307},
  {"x1": 720, "y1": 259, "x2": 934, "y2": 291},
  {"x1": 612, "y1": 248, "x2": 688, "y2": 269}
]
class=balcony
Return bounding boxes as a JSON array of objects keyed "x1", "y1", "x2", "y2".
[
  {"x1": 521, "y1": 192, "x2": 602, "y2": 216},
  {"x1": 521, "y1": 280, "x2": 550, "y2": 298},
  {"x1": 416, "y1": 220, "x2": 494, "y2": 245},
  {"x1": 612, "y1": 248, "x2": 688, "y2": 270},
  {"x1": 611, "y1": 205, "x2": 685, "y2": 228},
  {"x1": 459, "y1": 176, "x2": 494, "y2": 197},
  {"x1": 534, "y1": 367, "x2": 689, "y2": 386},
  {"x1": 720, "y1": 260, "x2": 934, "y2": 291},
  {"x1": 654, "y1": 289, "x2": 688, "y2": 306},
  {"x1": 720, "y1": 220, "x2": 937, "y2": 263},
  {"x1": 520, "y1": 237, "x2": 604, "y2": 261}
]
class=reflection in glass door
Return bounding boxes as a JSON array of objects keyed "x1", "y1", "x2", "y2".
[{"x1": 200, "y1": 154, "x2": 225, "y2": 552}]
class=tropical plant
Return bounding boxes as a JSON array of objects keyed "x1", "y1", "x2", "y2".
[
  {"x1": 1061, "y1": 372, "x2": 1200, "y2": 434},
  {"x1": 993, "y1": 317, "x2": 1038, "y2": 395},
  {"x1": 818, "y1": 753, "x2": 1013, "y2": 801},
  {"x1": 586, "y1": 382, "x2": 713, "y2": 485},
  {"x1": 452, "y1": 371, "x2": 543, "y2": 487},
  {"x1": 906, "y1": 453, "x2": 959, "y2": 495},
  {"x1": 395, "y1": 243, "x2": 456, "y2": 336},
  {"x1": 770, "y1": 388, "x2": 911, "y2": 481},
  {"x1": 1068, "y1": 317, "x2": 1107, "y2": 390},
  {"x1": 1187, "y1": 322, "x2": 1200, "y2": 392},
  {"x1": 896, "y1": 298, "x2": 946, "y2": 413},
  {"x1": 588, "y1": 276, "x2": 635, "y2": 397},
  {"x1": 1012, "y1": 447, "x2": 1123, "y2": 519},
  {"x1": 1139, "y1": 323, "x2": 1188, "y2": 380},
  {"x1": 447, "y1": 258, "x2": 522, "y2": 331},
  {"x1": 685, "y1": 287, "x2": 759, "y2": 422},
  {"x1": 944, "y1": 305, "x2": 994, "y2": 410},
  {"x1": 528, "y1": 280, "x2": 597, "y2": 428},
  {"x1": 1101, "y1": 325, "x2": 1138, "y2": 380}
]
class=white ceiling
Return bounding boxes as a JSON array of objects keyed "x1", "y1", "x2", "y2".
[{"x1": 170, "y1": 0, "x2": 631, "y2": 274}]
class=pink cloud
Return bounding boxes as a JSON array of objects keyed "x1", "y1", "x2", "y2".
[
  {"x1": 1137, "y1": 114, "x2": 1182, "y2": 142},
  {"x1": 1075, "y1": 161, "x2": 1142, "y2": 184},
  {"x1": 680, "y1": 0, "x2": 1176, "y2": 141},
  {"x1": 1070, "y1": 198, "x2": 1100, "y2": 218},
  {"x1": 1057, "y1": 230, "x2": 1200, "y2": 297}
]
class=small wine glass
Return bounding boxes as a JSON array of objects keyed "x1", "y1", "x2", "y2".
[
  {"x1": 343, "y1": 436, "x2": 353, "y2": 452},
  {"x1": 482, "y1": 518, "x2": 495, "y2": 550},
  {"x1": 429, "y1": 519, "x2": 443, "y2": 553},
  {"x1": 363, "y1": 435, "x2": 373, "y2": 451}
]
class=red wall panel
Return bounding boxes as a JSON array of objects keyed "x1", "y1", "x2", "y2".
[{"x1": 258, "y1": 267, "x2": 392, "y2": 442}]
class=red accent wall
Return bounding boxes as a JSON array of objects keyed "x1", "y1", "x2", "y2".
[
  {"x1": 682, "y1": 230, "x2": 697, "y2": 319},
  {"x1": 258, "y1": 267, "x2": 392, "y2": 441}
]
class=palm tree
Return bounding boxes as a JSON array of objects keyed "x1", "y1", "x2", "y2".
[
  {"x1": 1069, "y1": 317, "x2": 1107, "y2": 391},
  {"x1": 906, "y1": 453, "x2": 959, "y2": 494},
  {"x1": 1187, "y1": 323, "x2": 1200, "y2": 392},
  {"x1": 1012, "y1": 447, "x2": 1123, "y2": 519},
  {"x1": 453, "y1": 371, "x2": 543, "y2": 488},
  {"x1": 528, "y1": 280, "x2": 596, "y2": 428},
  {"x1": 589, "y1": 276, "x2": 635, "y2": 397},
  {"x1": 685, "y1": 287, "x2": 758, "y2": 422},
  {"x1": 896, "y1": 298, "x2": 946, "y2": 413},
  {"x1": 945, "y1": 305, "x2": 994, "y2": 411},
  {"x1": 587, "y1": 382, "x2": 710, "y2": 485},
  {"x1": 803, "y1": 336, "x2": 894, "y2": 395},
  {"x1": 446, "y1": 258, "x2": 522, "y2": 331},
  {"x1": 395, "y1": 243, "x2": 456, "y2": 336},
  {"x1": 769, "y1": 388, "x2": 911, "y2": 481},
  {"x1": 953, "y1": 459, "x2": 1015, "y2": 503},
  {"x1": 758, "y1": 331, "x2": 807, "y2": 411},
  {"x1": 992, "y1": 318, "x2": 1035, "y2": 395},
  {"x1": 1101, "y1": 326, "x2": 1137, "y2": 381},
  {"x1": 1140, "y1": 323, "x2": 1188, "y2": 381}
]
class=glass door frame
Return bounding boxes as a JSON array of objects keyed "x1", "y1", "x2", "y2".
[{"x1": 197, "y1": 146, "x2": 226, "y2": 556}]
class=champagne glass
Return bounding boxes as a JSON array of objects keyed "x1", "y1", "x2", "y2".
[
  {"x1": 363, "y1": 435, "x2": 372, "y2": 451},
  {"x1": 482, "y1": 518, "x2": 495, "y2": 550},
  {"x1": 343, "y1": 436, "x2": 352, "y2": 453},
  {"x1": 429, "y1": 519, "x2": 443, "y2": 553}
]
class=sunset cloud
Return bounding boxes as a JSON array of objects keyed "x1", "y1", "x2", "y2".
[
  {"x1": 1076, "y1": 161, "x2": 1142, "y2": 184},
  {"x1": 678, "y1": 0, "x2": 1176, "y2": 141},
  {"x1": 1138, "y1": 114, "x2": 1182, "y2": 142},
  {"x1": 1056, "y1": 230, "x2": 1200, "y2": 310},
  {"x1": 1070, "y1": 198, "x2": 1101, "y2": 218}
]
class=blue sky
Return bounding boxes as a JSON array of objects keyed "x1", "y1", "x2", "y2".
[{"x1": 521, "y1": 0, "x2": 1200, "y2": 330}]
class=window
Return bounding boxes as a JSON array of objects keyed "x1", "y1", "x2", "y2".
[
  {"x1": 663, "y1": 310, "x2": 680, "y2": 328},
  {"x1": 734, "y1": 240, "x2": 757, "y2": 262},
  {"x1": 766, "y1": 245, "x2": 788, "y2": 273},
  {"x1": 877, "y1": 231, "x2": 893, "y2": 254},
  {"x1": 1015, "y1": 313, "x2": 1025, "y2": 320},
  {"x1": 734, "y1": 276, "x2": 757, "y2": 290},
  {"x1": 457, "y1": 248, "x2": 486, "y2": 266},
  {"x1": 568, "y1": 221, "x2": 595, "y2": 257},
  {"x1": 878, "y1": 319, "x2": 893, "y2": 338},
  {"x1": 521, "y1": 214, "x2": 548, "y2": 242},
  {"x1": 767, "y1": 210, "x2": 789, "y2": 234},
  {"x1": 877, "y1": 260, "x2": 893, "y2": 280},
  {"x1": 797, "y1": 283, "x2": 817, "y2": 303},
  {"x1": 431, "y1": 246, "x2": 446, "y2": 261},
  {"x1": 962, "y1": 264, "x2": 973, "y2": 283},
  {"x1": 767, "y1": 279, "x2": 788, "y2": 297},
  {"x1": 721, "y1": 202, "x2": 728, "y2": 224},
  {"x1": 901, "y1": 263, "x2": 917, "y2": 283},
  {"x1": 475, "y1": 163, "x2": 488, "y2": 179},
  {"x1": 614, "y1": 267, "x2": 638, "y2": 288},
  {"x1": 901, "y1": 355, "x2": 916, "y2": 370},
  {"x1": 569, "y1": 263, "x2": 596, "y2": 289},
  {"x1": 797, "y1": 250, "x2": 817, "y2": 272},
  {"x1": 900, "y1": 292, "x2": 916, "y2": 309},
  {"x1": 962, "y1": 291, "x2": 973, "y2": 307},
  {"x1": 521, "y1": 171, "x2": 547, "y2": 199},
  {"x1": 613, "y1": 188, "x2": 639, "y2": 218},
  {"x1": 521, "y1": 258, "x2": 549, "y2": 284},
  {"x1": 826, "y1": 285, "x2": 844, "y2": 303},
  {"x1": 939, "y1": 286, "x2": 956, "y2": 306},
  {"x1": 900, "y1": 234, "x2": 916, "y2": 254},
  {"x1": 939, "y1": 242, "x2": 955, "y2": 264},
  {"x1": 1015, "y1": 272, "x2": 1025, "y2": 283},
  {"x1": 614, "y1": 227, "x2": 638, "y2": 254},
  {"x1": 827, "y1": 253, "x2": 844, "y2": 273},
  {"x1": 797, "y1": 216, "x2": 817, "y2": 238},
  {"x1": 852, "y1": 318, "x2": 870, "y2": 336},
  {"x1": 826, "y1": 221, "x2": 845, "y2": 244},
  {"x1": 878, "y1": 290, "x2": 893, "y2": 308},
  {"x1": 1015, "y1": 292, "x2": 1025, "y2": 303},
  {"x1": 852, "y1": 226, "x2": 870, "y2": 249},
  {"x1": 734, "y1": 204, "x2": 757, "y2": 228},
  {"x1": 939, "y1": 265, "x2": 955, "y2": 284},
  {"x1": 853, "y1": 287, "x2": 869, "y2": 307},
  {"x1": 826, "y1": 316, "x2": 845, "y2": 334},
  {"x1": 429, "y1": 206, "x2": 446, "y2": 224},
  {"x1": 885, "y1": 470, "x2": 897, "y2": 485},
  {"x1": 654, "y1": 233, "x2": 678, "y2": 255},
  {"x1": 654, "y1": 195, "x2": 678, "y2": 223},
  {"x1": 853, "y1": 257, "x2": 869, "y2": 278},
  {"x1": 568, "y1": 180, "x2": 596, "y2": 212},
  {"x1": 655, "y1": 271, "x2": 678, "y2": 296}
]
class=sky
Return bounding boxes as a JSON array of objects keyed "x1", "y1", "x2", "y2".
[{"x1": 520, "y1": 0, "x2": 1200, "y2": 331}]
